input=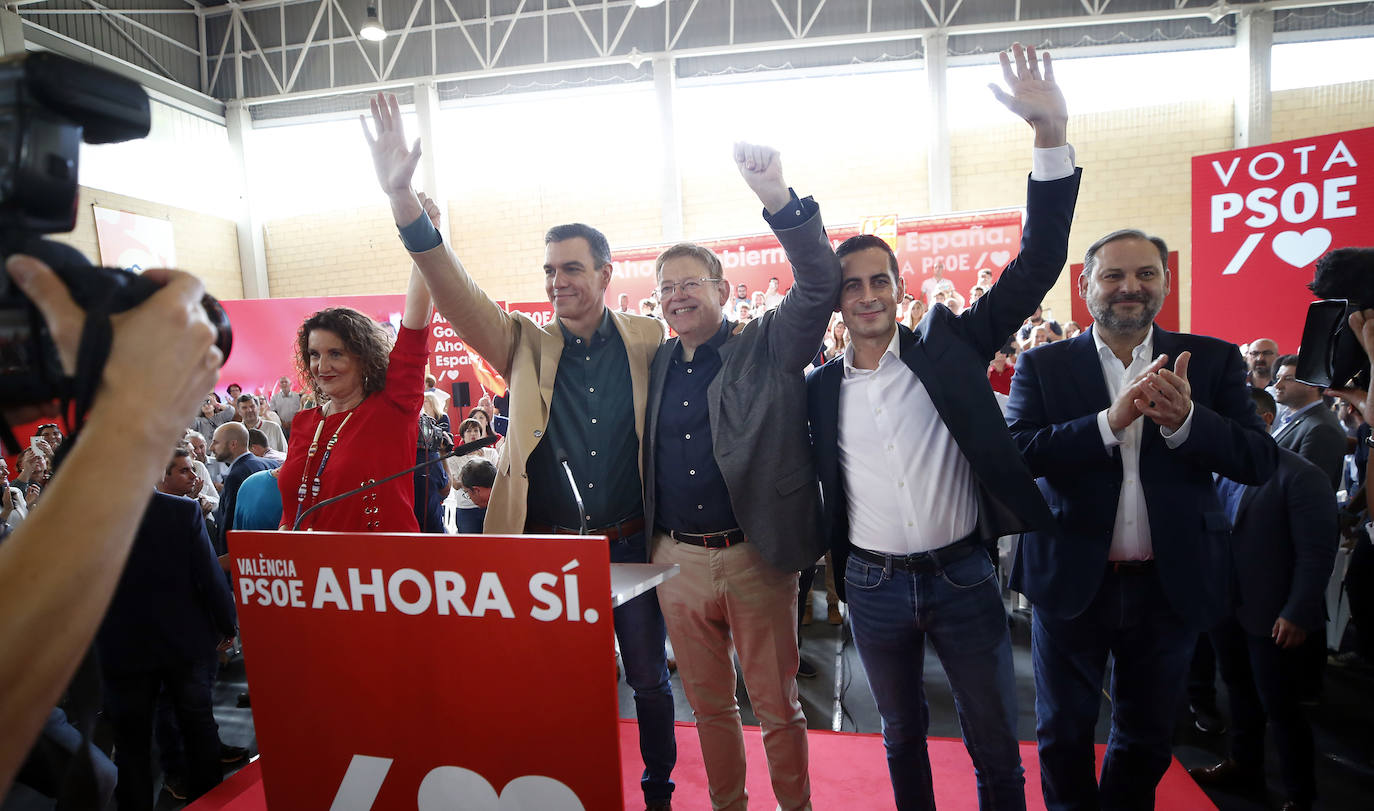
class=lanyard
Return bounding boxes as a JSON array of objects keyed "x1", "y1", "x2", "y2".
[{"x1": 293, "y1": 411, "x2": 354, "y2": 529}]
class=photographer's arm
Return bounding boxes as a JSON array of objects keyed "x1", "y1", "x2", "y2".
[{"x1": 0, "y1": 257, "x2": 221, "y2": 794}]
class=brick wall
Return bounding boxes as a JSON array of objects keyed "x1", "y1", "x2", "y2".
[{"x1": 72, "y1": 78, "x2": 1374, "y2": 332}]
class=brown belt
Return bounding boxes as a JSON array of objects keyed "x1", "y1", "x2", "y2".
[
  {"x1": 525, "y1": 515, "x2": 646, "y2": 541},
  {"x1": 1108, "y1": 559, "x2": 1155, "y2": 575}
]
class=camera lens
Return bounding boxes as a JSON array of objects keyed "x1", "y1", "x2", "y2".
[{"x1": 201, "y1": 294, "x2": 232, "y2": 364}]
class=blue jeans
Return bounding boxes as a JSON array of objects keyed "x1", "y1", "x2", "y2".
[
  {"x1": 1032, "y1": 569, "x2": 1195, "y2": 811},
  {"x1": 611, "y1": 531, "x2": 676, "y2": 802},
  {"x1": 845, "y1": 550, "x2": 1025, "y2": 811}
]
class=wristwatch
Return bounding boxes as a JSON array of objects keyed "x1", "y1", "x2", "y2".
[{"x1": 1363, "y1": 434, "x2": 1374, "y2": 450}]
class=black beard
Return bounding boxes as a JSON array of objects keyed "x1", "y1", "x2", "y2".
[{"x1": 1088, "y1": 295, "x2": 1160, "y2": 333}]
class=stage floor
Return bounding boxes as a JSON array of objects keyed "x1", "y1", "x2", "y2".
[{"x1": 190, "y1": 719, "x2": 1212, "y2": 810}]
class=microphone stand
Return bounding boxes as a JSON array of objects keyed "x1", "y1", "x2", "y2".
[
  {"x1": 292, "y1": 435, "x2": 498, "y2": 530},
  {"x1": 555, "y1": 449, "x2": 589, "y2": 535}
]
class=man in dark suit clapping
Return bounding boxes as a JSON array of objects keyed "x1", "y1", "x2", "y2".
[
  {"x1": 1006, "y1": 228, "x2": 1277, "y2": 810},
  {"x1": 1190, "y1": 388, "x2": 1336, "y2": 811},
  {"x1": 97, "y1": 463, "x2": 238, "y2": 809}
]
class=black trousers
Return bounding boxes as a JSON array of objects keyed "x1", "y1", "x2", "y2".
[
  {"x1": 1210, "y1": 617, "x2": 1315, "y2": 804},
  {"x1": 103, "y1": 656, "x2": 223, "y2": 810}
]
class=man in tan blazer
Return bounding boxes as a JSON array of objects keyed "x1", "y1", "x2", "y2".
[{"x1": 363, "y1": 92, "x2": 676, "y2": 810}]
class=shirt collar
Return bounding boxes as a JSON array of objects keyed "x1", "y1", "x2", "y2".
[
  {"x1": 1091, "y1": 324, "x2": 1154, "y2": 367},
  {"x1": 673, "y1": 318, "x2": 732, "y2": 363},
  {"x1": 1283, "y1": 400, "x2": 1322, "y2": 423},
  {"x1": 558, "y1": 308, "x2": 616, "y2": 349},
  {"x1": 842, "y1": 327, "x2": 901, "y2": 377}
]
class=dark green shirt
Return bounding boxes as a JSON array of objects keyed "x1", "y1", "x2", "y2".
[{"x1": 525, "y1": 310, "x2": 643, "y2": 529}]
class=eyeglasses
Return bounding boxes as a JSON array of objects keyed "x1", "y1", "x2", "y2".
[{"x1": 658, "y1": 277, "x2": 721, "y2": 298}]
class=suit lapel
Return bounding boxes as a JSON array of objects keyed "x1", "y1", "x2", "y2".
[
  {"x1": 612, "y1": 312, "x2": 653, "y2": 445},
  {"x1": 1072, "y1": 328, "x2": 1114, "y2": 413},
  {"x1": 1234, "y1": 481, "x2": 1259, "y2": 523}
]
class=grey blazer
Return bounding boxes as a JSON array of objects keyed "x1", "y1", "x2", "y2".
[
  {"x1": 643, "y1": 206, "x2": 839, "y2": 572},
  {"x1": 1273, "y1": 402, "x2": 1345, "y2": 491}
]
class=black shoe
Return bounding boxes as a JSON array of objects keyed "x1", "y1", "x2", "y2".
[
  {"x1": 1189, "y1": 700, "x2": 1227, "y2": 734},
  {"x1": 797, "y1": 658, "x2": 817, "y2": 679},
  {"x1": 1187, "y1": 758, "x2": 1261, "y2": 789},
  {"x1": 236, "y1": 691, "x2": 251, "y2": 708},
  {"x1": 220, "y1": 742, "x2": 250, "y2": 764}
]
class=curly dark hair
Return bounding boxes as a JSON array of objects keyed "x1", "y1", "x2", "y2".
[{"x1": 295, "y1": 307, "x2": 392, "y2": 403}]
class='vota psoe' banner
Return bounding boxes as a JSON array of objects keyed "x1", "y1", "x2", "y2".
[
  {"x1": 1191, "y1": 127, "x2": 1371, "y2": 350},
  {"x1": 606, "y1": 209, "x2": 1024, "y2": 304}
]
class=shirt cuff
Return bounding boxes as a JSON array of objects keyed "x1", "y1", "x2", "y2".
[
  {"x1": 398, "y1": 211, "x2": 443, "y2": 253},
  {"x1": 1096, "y1": 409, "x2": 1123, "y2": 449},
  {"x1": 762, "y1": 189, "x2": 817, "y2": 230},
  {"x1": 1030, "y1": 144, "x2": 1076, "y2": 182},
  {"x1": 1160, "y1": 401, "x2": 1195, "y2": 448}
]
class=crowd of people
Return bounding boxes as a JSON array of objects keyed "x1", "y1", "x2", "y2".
[{"x1": 7, "y1": 40, "x2": 1374, "y2": 811}]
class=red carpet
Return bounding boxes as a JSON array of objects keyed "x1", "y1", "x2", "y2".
[{"x1": 192, "y1": 721, "x2": 1212, "y2": 809}]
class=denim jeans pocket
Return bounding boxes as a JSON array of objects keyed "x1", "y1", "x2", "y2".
[
  {"x1": 844, "y1": 555, "x2": 885, "y2": 591},
  {"x1": 937, "y1": 550, "x2": 996, "y2": 590}
]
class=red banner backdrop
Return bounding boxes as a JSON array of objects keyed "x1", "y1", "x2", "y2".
[
  {"x1": 230, "y1": 531, "x2": 621, "y2": 810},
  {"x1": 218, "y1": 296, "x2": 508, "y2": 428},
  {"x1": 1069, "y1": 252, "x2": 1182, "y2": 333},
  {"x1": 606, "y1": 209, "x2": 1024, "y2": 306},
  {"x1": 1191, "y1": 127, "x2": 1373, "y2": 350}
]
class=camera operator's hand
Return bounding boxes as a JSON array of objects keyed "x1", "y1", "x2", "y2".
[{"x1": 5, "y1": 256, "x2": 222, "y2": 443}]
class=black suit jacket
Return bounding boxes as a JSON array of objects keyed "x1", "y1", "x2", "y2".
[
  {"x1": 1273, "y1": 402, "x2": 1345, "y2": 491},
  {"x1": 97, "y1": 493, "x2": 237, "y2": 674},
  {"x1": 806, "y1": 169, "x2": 1081, "y2": 600},
  {"x1": 213, "y1": 452, "x2": 273, "y2": 553},
  {"x1": 1006, "y1": 327, "x2": 1278, "y2": 630},
  {"x1": 1221, "y1": 448, "x2": 1337, "y2": 637}
]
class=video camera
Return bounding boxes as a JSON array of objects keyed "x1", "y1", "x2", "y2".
[
  {"x1": 1298, "y1": 247, "x2": 1374, "y2": 391},
  {"x1": 0, "y1": 52, "x2": 231, "y2": 418}
]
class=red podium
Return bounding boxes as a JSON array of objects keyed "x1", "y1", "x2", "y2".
[{"x1": 229, "y1": 531, "x2": 672, "y2": 810}]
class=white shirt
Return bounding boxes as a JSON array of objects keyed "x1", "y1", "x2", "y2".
[
  {"x1": 839, "y1": 329, "x2": 979, "y2": 555},
  {"x1": 1092, "y1": 326, "x2": 1195, "y2": 561},
  {"x1": 192, "y1": 460, "x2": 219, "y2": 510},
  {"x1": 243, "y1": 417, "x2": 287, "y2": 453}
]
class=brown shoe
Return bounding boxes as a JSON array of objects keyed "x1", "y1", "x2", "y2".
[
  {"x1": 1187, "y1": 758, "x2": 1261, "y2": 789},
  {"x1": 827, "y1": 603, "x2": 842, "y2": 625}
]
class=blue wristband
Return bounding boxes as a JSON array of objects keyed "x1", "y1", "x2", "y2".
[{"x1": 398, "y1": 211, "x2": 443, "y2": 253}]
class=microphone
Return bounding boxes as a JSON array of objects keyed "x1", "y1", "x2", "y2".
[
  {"x1": 555, "y1": 448, "x2": 589, "y2": 535},
  {"x1": 291, "y1": 434, "x2": 498, "y2": 530}
]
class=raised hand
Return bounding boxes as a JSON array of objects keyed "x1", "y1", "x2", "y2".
[
  {"x1": 1138, "y1": 351, "x2": 1192, "y2": 432},
  {"x1": 988, "y1": 43, "x2": 1068, "y2": 148},
  {"x1": 733, "y1": 142, "x2": 791, "y2": 215},
  {"x1": 418, "y1": 191, "x2": 443, "y2": 229},
  {"x1": 361, "y1": 92, "x2": 422, "y2": 198}
]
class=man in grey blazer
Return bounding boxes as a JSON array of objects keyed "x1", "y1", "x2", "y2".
[
  {"x1": 643, "y1": 143, "x2": 838, "y2": 811},
  {"x1": 1190, "y1": 388, "x2": 1337, "y2": 811},
  {"x1": 1272, "y1": 354, "x2": 1346, "y2": 490}
]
